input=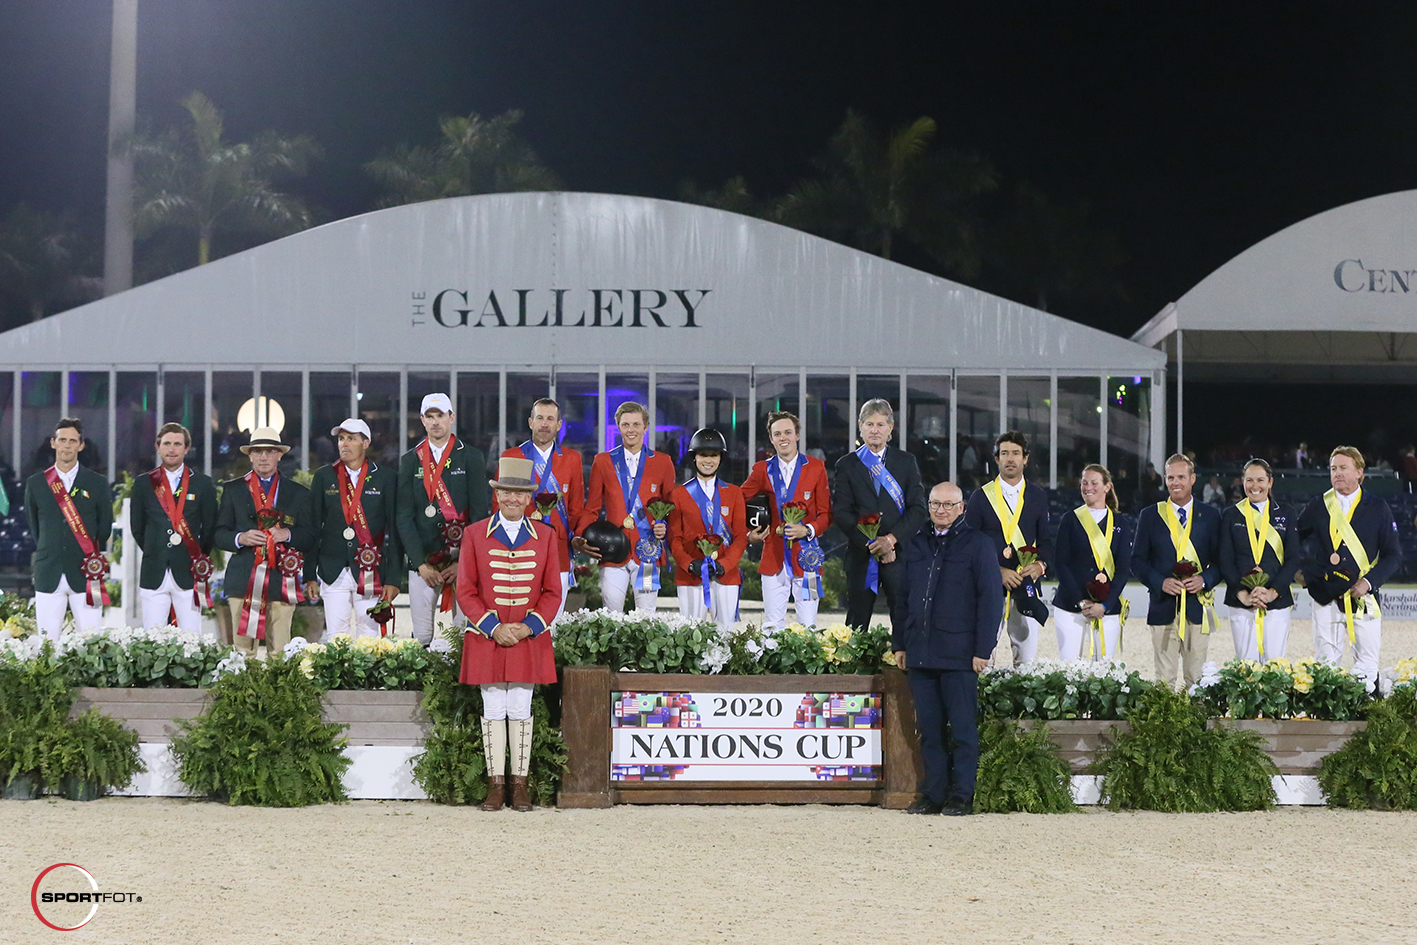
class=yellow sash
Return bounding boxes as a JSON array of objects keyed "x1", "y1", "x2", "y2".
[
  {"x1": 1237, "y1": 499, "x2": 1283, "y2": 659},
  {"x1": 1324, "y1": 488, "x2": 1379, "y2": 645},
  {"x1": 1158, "y1": 501, "x2": 1215, "y2": 638},
  {"x1": 983, "y1": 478, "x2": 1027, "y2": 550},
  {"x1": 1074, "y1": 505, "x2": 1125, "y2": 659}
]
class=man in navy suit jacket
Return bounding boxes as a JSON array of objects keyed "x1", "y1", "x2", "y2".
[
  {"x1": 1130, "y1": 454, "x2": 1222, "y2": 688},
  {"x1": 832, "y1": 399, "x2": 928, "y2": 630},
  {"x1": 1297, "y1": 446, "x2": 1401, "y2": 689},
  {"x1": 891, "y1": 482, "x2": 1002, "y2": 816}
]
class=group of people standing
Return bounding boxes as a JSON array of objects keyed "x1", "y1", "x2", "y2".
[{"x1": 22, "y1": 395, "x2": 1401, "y2": 815}]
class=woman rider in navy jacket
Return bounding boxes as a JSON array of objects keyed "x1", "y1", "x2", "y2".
[{"x1": 1052, "y1": 464, "x2": 1131, "y2": 662}]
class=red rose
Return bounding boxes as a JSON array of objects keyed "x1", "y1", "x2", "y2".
[
  {"x1": 695, "y1": 534, "x2": 725, "y2": 557},
  {"x1": 255, "y1": 507, "x2": 283, "y2": 530},
  {"x1": 1171, "y1": 561, "x2": 1199, "y2": 579},
  {"x1": 859, "y1": 513, "x2": 882, "y2": 526},
  {"x1": 427, "y1": 550, "x2": 452, "y2": 569},
  {"x1": 1086, "y1": 580, "x2": 1111, "y2": 603}
]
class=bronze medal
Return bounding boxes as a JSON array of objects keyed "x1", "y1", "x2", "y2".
[
  {"x1": 1330, "y1": 551, "x2": 1341, "y2": 565},
  {"x1": 622, "y1": 515, "x2": 635, "y2": 529},
  {"x1": 1001, "y1": 546, "x2": 1013, "y2": 560},
  {"x1": 1096, "y1": 572, "x2": 1107, "y2": 583}
]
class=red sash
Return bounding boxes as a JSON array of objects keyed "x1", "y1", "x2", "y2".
[
  {"x1": 337, "y1": 462, "x2": 382, "y2": 596},
  {"x1": 149, "y1": 466, "x2": 214, "y2": 609},
  {"x1": 418, "y1": 438, "x2": 463, "y2": 613},
  {"x1": 45, "y1": 466, "x2": 109, "y2": 607},
  {"x1": 237, "y1": 471, "x2": 304, "y2": 640}
]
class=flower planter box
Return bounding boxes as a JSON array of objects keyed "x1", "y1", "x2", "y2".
[
  {"x1": 1016, "y1": 718, "x2": 1366, "y2": 777},
  {"x1": 70, "y1": 688, "x2": 431, "y2": 746},
  {"x1": 559, "y1": 665, "x2": 921, "y2": 809},
  {"x1": 1210, "y1": 719, "x2": 1367, "y2": 776}
]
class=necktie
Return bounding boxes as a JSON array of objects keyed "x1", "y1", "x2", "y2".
[{"x1": 1177, "y1": 506, "x2": 1187, "y2": 527}]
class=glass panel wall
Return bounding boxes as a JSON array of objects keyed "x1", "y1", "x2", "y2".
[
  {"x1": 163, "y1": 372, "x2": 206, "y2": 469},
  {"x1": 0, "y1": 371, "x2": 15, "y2": 501},
  {"x1": 754, "y1": 372, "x2": 800, "y2": 466},
  {"x1": 259, "y1": 372, "x2": 304, "y2": 469},
  {"x1": 505, "y1": 370, "x2": 551, "y2": 459},
  {"x1": 20, "y1": 371, "x2": 62, "y2": 477},
  {"x1": 804, "y1": 373, "x2": 850, "y2": 473},
  {"x1": 1057, "y1": 376, "x2": 1101, "y2": 485},
  {"x1": 705, "y1": 373, "x2": 749, "y2": 483},
  {"x1": 210, "y1": 372, "x2": 254, "y2": 480},
  {"x1": 654, "y1": 373, "x2": 699, "y2": 467},
  {"x1": 308, "y1": 371, "x2": 351, "y2": 472},
  {"x1": 1006, "y1": 376, "x2": 1051, "y2": 487},
  {"x1": 455, "y1": 371, "x2": 498, "y2": 474},
  {"x1": 1109, "y1": 374, "x2": 1152, "y2": 513},
  {"x1": 555, "y1": 372, "x2": 598, "y2": 465},
  {"x1": 604, "y1": 373, "x2": 649, "y2": 452},
  {"x1": 68, "y1": 372, "x2": 110, "y2": 476},
  {"x1": 408, "y1": 371, "x2": 452, "y2": 454},
  {"x1": 906, "y1": 374, "x2": 951, "y2": 488},
  {"x1": 956, "y1": 375, "x2": 998, "y2": 490},
  {"x1": 111, "y1": 372, "x2": 156, "y2": 481},
  {"x1": 856, "y1": 373, "x2": 900, "y2": 433},
  {"x1": 355, "y1": 371, "x2": 400, "y2": 467}
]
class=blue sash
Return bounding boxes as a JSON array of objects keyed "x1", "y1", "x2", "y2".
[
  {"x1": 766, "y1": 456, "x2": 822, "y2": 601},
  {"x1": 610, "y1": 446, "x2": 659, "y2": 592},
  {"x1": 688, "y1": 477, "x2": 730, "y2": 607},
  {"x1": 856, "y1": 445, "x2": 906, "y2": 512},
  {"x1": 855, "y1": 446, "x2": 904, "y2": 593},
  {"x1": 522, "y1": 440, "x2": 572, "y2": 584}
]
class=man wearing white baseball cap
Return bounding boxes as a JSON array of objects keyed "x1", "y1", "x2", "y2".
[
  {"x1": 304, "y1": 418, "x2": 401, "y2": 637},
  {"x1": 396, "y1": 393, "x2": 488, "y2": 645}
]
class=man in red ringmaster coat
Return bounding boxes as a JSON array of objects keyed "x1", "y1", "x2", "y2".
[
  {"x1": 492, "y1": 396, "x2": 585, "y2": 623},
  {"x1": 458, "y1": 455, "x2": 560, "y2": 813}
]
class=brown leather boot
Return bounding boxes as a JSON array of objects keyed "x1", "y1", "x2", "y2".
[
  {"x1": 509, "y1": 776, "x2": 533, "y2": 812},
  {"x1": 479, "y1": 777, "x2": 506, "y2": 811}
]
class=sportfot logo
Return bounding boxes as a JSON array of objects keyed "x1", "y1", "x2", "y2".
[{"x1": 30, "y1": 863, "x2": 143, "y2": 932}]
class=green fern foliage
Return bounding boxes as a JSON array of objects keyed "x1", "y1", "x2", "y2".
[
  {"x1": 973, "y1": 720, "x2": 1077, "y2": 813},
  {"x1": 1319, "y1": 686, "x2": 1417, "y2": 810}
]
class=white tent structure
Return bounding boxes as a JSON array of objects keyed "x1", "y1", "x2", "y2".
[
  {"x1": 0, "y1": 192, "x2": 1163, "y2": 485},
  {"x1": 1133, "y1": 189, "x2": 1417, "y2": 450}
]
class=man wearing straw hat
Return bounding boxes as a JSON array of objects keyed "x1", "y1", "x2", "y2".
[
  {"x1": 213, "y1": 427, "x2": 317, "y2": 654},
  {"x1": 304, "y1": 418, "x2": 401, "y2": 638},
  {"x1": 458, "y1": 455, "x2": 562, "y2": 812}
]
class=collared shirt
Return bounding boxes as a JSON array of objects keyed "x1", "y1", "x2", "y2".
[
  {"x1": 164, "y1": 465, "x2": 185, "y2": 493},
  {"x1": 344, "y1": 462, "x2": 365, "y2": 493},
  {"x1": 1171, "y1": 498, "x2": 1194, "y2": 524},
  {"x1": 429, "y1": 439, "x2": 449, "y2": 463},
  {"x1": 776, "y1": 452, "x2": 815, "y2": 538},
  {"x1": 623, "y1": 445, "x2": 642, "y2": 478},
  {"x1": 867, "y1": 447, "x2": 886, "y2": 463},
  {"x1": 500, "y1": 514, "x2": 524, "y2": 542},
  {"x1": 531, "y1": 442, "x2": 553, "y2": 465},
  {"x1": 998, "y1": 476, "x2": 1023, "y2": 509},
  {"x1": 1337, "y1": 488, "x2": 1359, "y2": 514},
  {"x1": 55, "y1": 463, "x2": 79, "y2": 493},
  {"x1": 1089, "y1": 506, "x2": 1109, "y2": 522}
]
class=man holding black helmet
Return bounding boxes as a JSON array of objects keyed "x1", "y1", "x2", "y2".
[
  {"x1": 743, "y1": 411, "x2": 831, "y2": 631},
  {"x1": 670, "y1": 428, "x2": 748, "y2": 630}
]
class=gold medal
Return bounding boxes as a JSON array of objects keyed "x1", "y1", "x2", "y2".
[
  {"x1": 424, "y1": 505, "x2": 436, "y2": 518},
  {"x1": 343, "y1": 526, "x2": 356, "y2": 540},
  {"x1": 1330, "y1": 551, "x2": 1341, "y2": 565},
  {"x1": 1002, "y1": 546, "x2": 1013, "y2": 560},
  {"x1": 622, "y1": 516, "x2": 635, "y2": 529},
  {"x1": 169, "y1": 532, "x2": 182, "y2": 546}
]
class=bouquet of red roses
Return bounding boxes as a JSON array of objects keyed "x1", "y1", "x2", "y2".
[
  {"x1": 1016, "y1": 545, "x2": 1041, "y2": 570},
  {"x1": 255, "y1": 507, "x2": 284, "y2": 530},
  {"x1": 533, "y1": 492, "x2": 560, "y2": 521},
  {"x1": 695, "y1": 534, "x2": 724, "y2": 559},
  {"x1": 1172, "y1": 560, "x2": 1199, "y2": 581},
  {"x1": 857, "y1": 513, "x2": 883, "y2": 552},
  {"x1": 645, "y1": 499, "x2": 676, "y2": 525},
  {"x1": 427, "y1": 549, "x2": 455, "y2": 612},
  {"x1": 1086, "y1": 577, "x2": 1111, "y2": 604},
  {"x1": 780, "y1": 500, "x2": 809, "y2": 546},
  {"x1": 369, "y1": 599, "x2": 395, "y2": 637}
]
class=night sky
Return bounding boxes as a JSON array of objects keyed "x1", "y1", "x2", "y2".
[{"x1": 2, "y1": 0, "x2": 1416, "y2": 340}]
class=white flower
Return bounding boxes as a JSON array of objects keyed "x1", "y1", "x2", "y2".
[
  {"x1": 429, "y1": 637, "x2": 453, "y2": 654},
  {"x1": 763, "y1": 637, "x2": 779, "y2": 651},
  {"x1": 212, "y1": 652, "x2": 247, "y2": 681},
  {"x1": 744, "y1": 638, "x2": 763, "y2": 657},
  {"x1": 283, "y1": 636, "x2": 309, "y2": 656}
]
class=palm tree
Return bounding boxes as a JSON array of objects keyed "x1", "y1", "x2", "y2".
[
  {"x1": 988, "y1": 183, "x2": 1127, "y2": 312},
  {"x1": 676, "y1": 176, "x2": 764, "y2": 217},
  {"x1": 130, "y1": 92, "x2": 320, "y2": 267},
  {"x1": 0, "y1": 205, "x2": 98, "y2": 325},
  {"x1": 366, "y1": 110, "x2": 561, "y2": 207},
  {"x1": 774, "y1": 110, "x2": 998, "y2": 277}
]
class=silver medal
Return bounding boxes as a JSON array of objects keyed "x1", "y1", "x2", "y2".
[
  {"x1": 343, "y1": 526, "x2": 355, "y2": 540},
  {"x1": 424, "y1": 505, "x2": 436, "y2": 518},
  {"x1": 169, "y1": 532, "x2": 182, "y2": 546}
]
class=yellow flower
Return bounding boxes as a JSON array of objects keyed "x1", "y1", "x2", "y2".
[
  {"x1": 304, "y1": 643, "x2": 326, "y2": 656},
  {"x1": 822, "y1": 624, "x2": 853, "y2": 646},
  {"x1": 785, "y1": 623, "x2": 810, "y2": 637},
  {"x1": 298, "y1": 656, "x2": 315, "y2": 679},
  {"x1": 1265, "y1": 657, "x2": 1293, "y2": 674},
  {"x1": 1292, "y1": 670, "x2": 1314, "y2": 694},
  {"x1": 1396, "y1": 659, "x2": 1417, "y2": 683}
]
